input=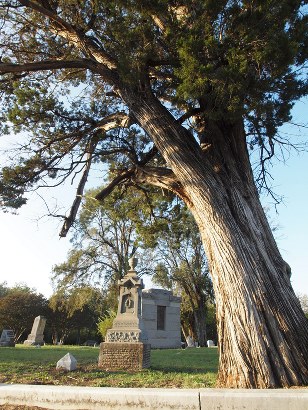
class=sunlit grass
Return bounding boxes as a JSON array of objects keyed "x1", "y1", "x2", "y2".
[{"x1": 0, "y1": 345, "x2": 218, "y2": 388}]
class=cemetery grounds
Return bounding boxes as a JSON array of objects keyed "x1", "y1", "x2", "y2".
[{"x1": 0, "y1": 345, "x2": 218, "y2": 388}]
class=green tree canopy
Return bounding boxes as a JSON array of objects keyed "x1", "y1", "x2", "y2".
[
  {"x1": 48, "y1": 285, "x2": 106, "y2": 344},
  {"x1": 53, "y1": 183, "x2": 215, "y2": 346},
  {"x1": 0, "y1": 286, "x2": 49, "y2": 342},
  {"x1": 51, "y1": 185, "x2": 163, "y2": 300},
  {"x1": 0, "y1": 1, "x2": 306, "y2": 214},
  {"x1": 0, "y1": 282, "x2": 9, "y2": 298}
]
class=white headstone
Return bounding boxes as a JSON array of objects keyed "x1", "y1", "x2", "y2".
[
  {"x1": 207, "y1": 339, "x2": 215, "y2": 347},
  {"x1": 56, "y1": 353, "x2": 77, "y2": 371}
]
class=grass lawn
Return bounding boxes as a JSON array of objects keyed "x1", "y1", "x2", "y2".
[{"x1": 0, "y1": 345, "x2": 218, "y2": 388}]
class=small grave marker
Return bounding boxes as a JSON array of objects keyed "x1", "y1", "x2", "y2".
[
  {"x1": 56, "y1": 353, "x2": 77, "y2": 371},
  {"x1": 0, "y1": 329, "x2": 15, "y2": 347}
]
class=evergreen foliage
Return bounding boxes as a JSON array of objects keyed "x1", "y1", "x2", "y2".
[{"x1": 0, "y1": 1, "x2": 306, "y2": 210}]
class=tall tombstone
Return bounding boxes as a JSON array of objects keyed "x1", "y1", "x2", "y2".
[
  {"x1": 24, "y1": 315, "x2": 46, "y2": 346},
  {"x1": 98, "y1": 258, "x2": 151, "y2": 371}
]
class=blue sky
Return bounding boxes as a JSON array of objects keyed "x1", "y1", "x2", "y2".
[
  {"x1": 261, "y1": 151, "x2": 308, "y2": 295},
  {"x1": 0, "y1": 101, "x2": 307, "y2": 298}
]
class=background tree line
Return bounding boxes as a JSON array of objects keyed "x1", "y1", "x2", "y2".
[
  {"x1": 3, "y1": 183, "x2": 306, "y2": 347},
  {"x1": 0, "y1": 282, "x2": 104, "y2": 344},
  {"x1": 52, "y1": 184, "x2": 218, "y2": 346},
  {"x1": 0, "y1": 185, "x2": 218, "y2": 346}
]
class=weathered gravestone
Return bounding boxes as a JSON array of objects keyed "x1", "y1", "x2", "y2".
[
  {"x1": 56, "y1": 353, "x2": 77, "y2": 371},
  {"x1": 24, "y1": 315, "x2": 46, "y2": 346},
  {"x1": 0, "y1": 329, "x2": 15, "y2": 347},
  {"x1": 98, "y1": 258, "x2": 151, "y2": 371},
  {"x1": 207, "y1": 339, "x2": 215, "y2": 347}
]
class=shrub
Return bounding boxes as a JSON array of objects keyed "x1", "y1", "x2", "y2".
[{"x1": 97, "y1": 310, "x2": 116, "y2": 340}]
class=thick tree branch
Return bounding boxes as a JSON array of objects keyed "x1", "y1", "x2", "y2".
[
  {"x1": 0, "y1": 56, "x2": 118, "y2": 86},
  {"x1": 94, "y1": 144, "x2": 159, "y2": 202},
  {"x1": 0, "y1": 59, "x2": 93, "y2": 74},
  {"x1": 133, "y1": 166, "x2": 183, "y2": 194},
  {"x1": 139, "y1": 145, "x2": 158, "y2": 166},
  {"x1": 18, "y1": 0, "x2": 118, "y2": 70},
  {"x1": 59, "y1": 138, "x2": 98, "y2": 238},
  {"x1": 177, "y1": 108, "x2": 202, "y2": 124},
  {"x1": 95, "y1": 165, "x2": 185, "y2": 205},
  {"x1": 96, "y1": 112, "x2": 131, "y2": 131},
  {"x1": 151, "y1": 14, "x2": 168, "y2": 32},
  {"x1": 58, "y1": 112, "x2": 131, "y2": 237},
  {"x1": 95, "y1": 169, "x2": 135, "y2": 202}
]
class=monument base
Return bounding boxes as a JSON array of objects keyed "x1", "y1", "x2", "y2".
[
  {"x1": 0, "y1": 341, "x2": 15, "y2": 347},
  {"x1": 98, "y1": 342, "x2": 151, "y2": 371},
  {"x1": 23, "y1": 340, "x2": 45, "y2": 346}
]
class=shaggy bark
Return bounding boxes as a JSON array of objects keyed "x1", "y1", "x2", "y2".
[{"x1": 122, "y1": 89, "x2": 308, "y2": 388}]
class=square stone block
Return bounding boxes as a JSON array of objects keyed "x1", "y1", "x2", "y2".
[{"x1": 98, "y1": 342, "x2": 151, "y2": 371}]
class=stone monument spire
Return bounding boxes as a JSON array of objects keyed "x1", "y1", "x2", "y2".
[
  {"x1": 98, "y1": 257, "x2": 150, "y2": 370},
  {"x1": 106, "y1": 257, "x2": 148, "y2": 343}
]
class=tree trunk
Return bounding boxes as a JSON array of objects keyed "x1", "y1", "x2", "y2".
[
  {"x1": 52, "y1": 330, "x2": 58, "y2": 345},
  {"x1": 14, "y1": 328, "x2": 26, "y2": 343},
  {"x1": 181, "y1": 279, "x2": 208, "y2": 347},
  {"x1": 191, "y1": 173, "x2": 308, "y2": 388},
  {"x1": 193, "y1": 302, "x2": 207, "y2": 347},
  {"x1": 76, "y1": 328, "x2": 81, "y2": 345},
  {"x1": 190, "y1": 177, "x2": 308, "y2": 387},
  {"x1": 124, "y1": 90, "x2": 308, "y2": 388}
]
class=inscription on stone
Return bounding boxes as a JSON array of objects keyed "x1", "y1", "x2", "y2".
[{"x1": 107, "y1": 331, "x2": 140, "y2": 343}]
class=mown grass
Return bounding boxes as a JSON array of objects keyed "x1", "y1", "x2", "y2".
[{"x1": 0, "y1": 345, "x2": 218, "y2": 388}]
